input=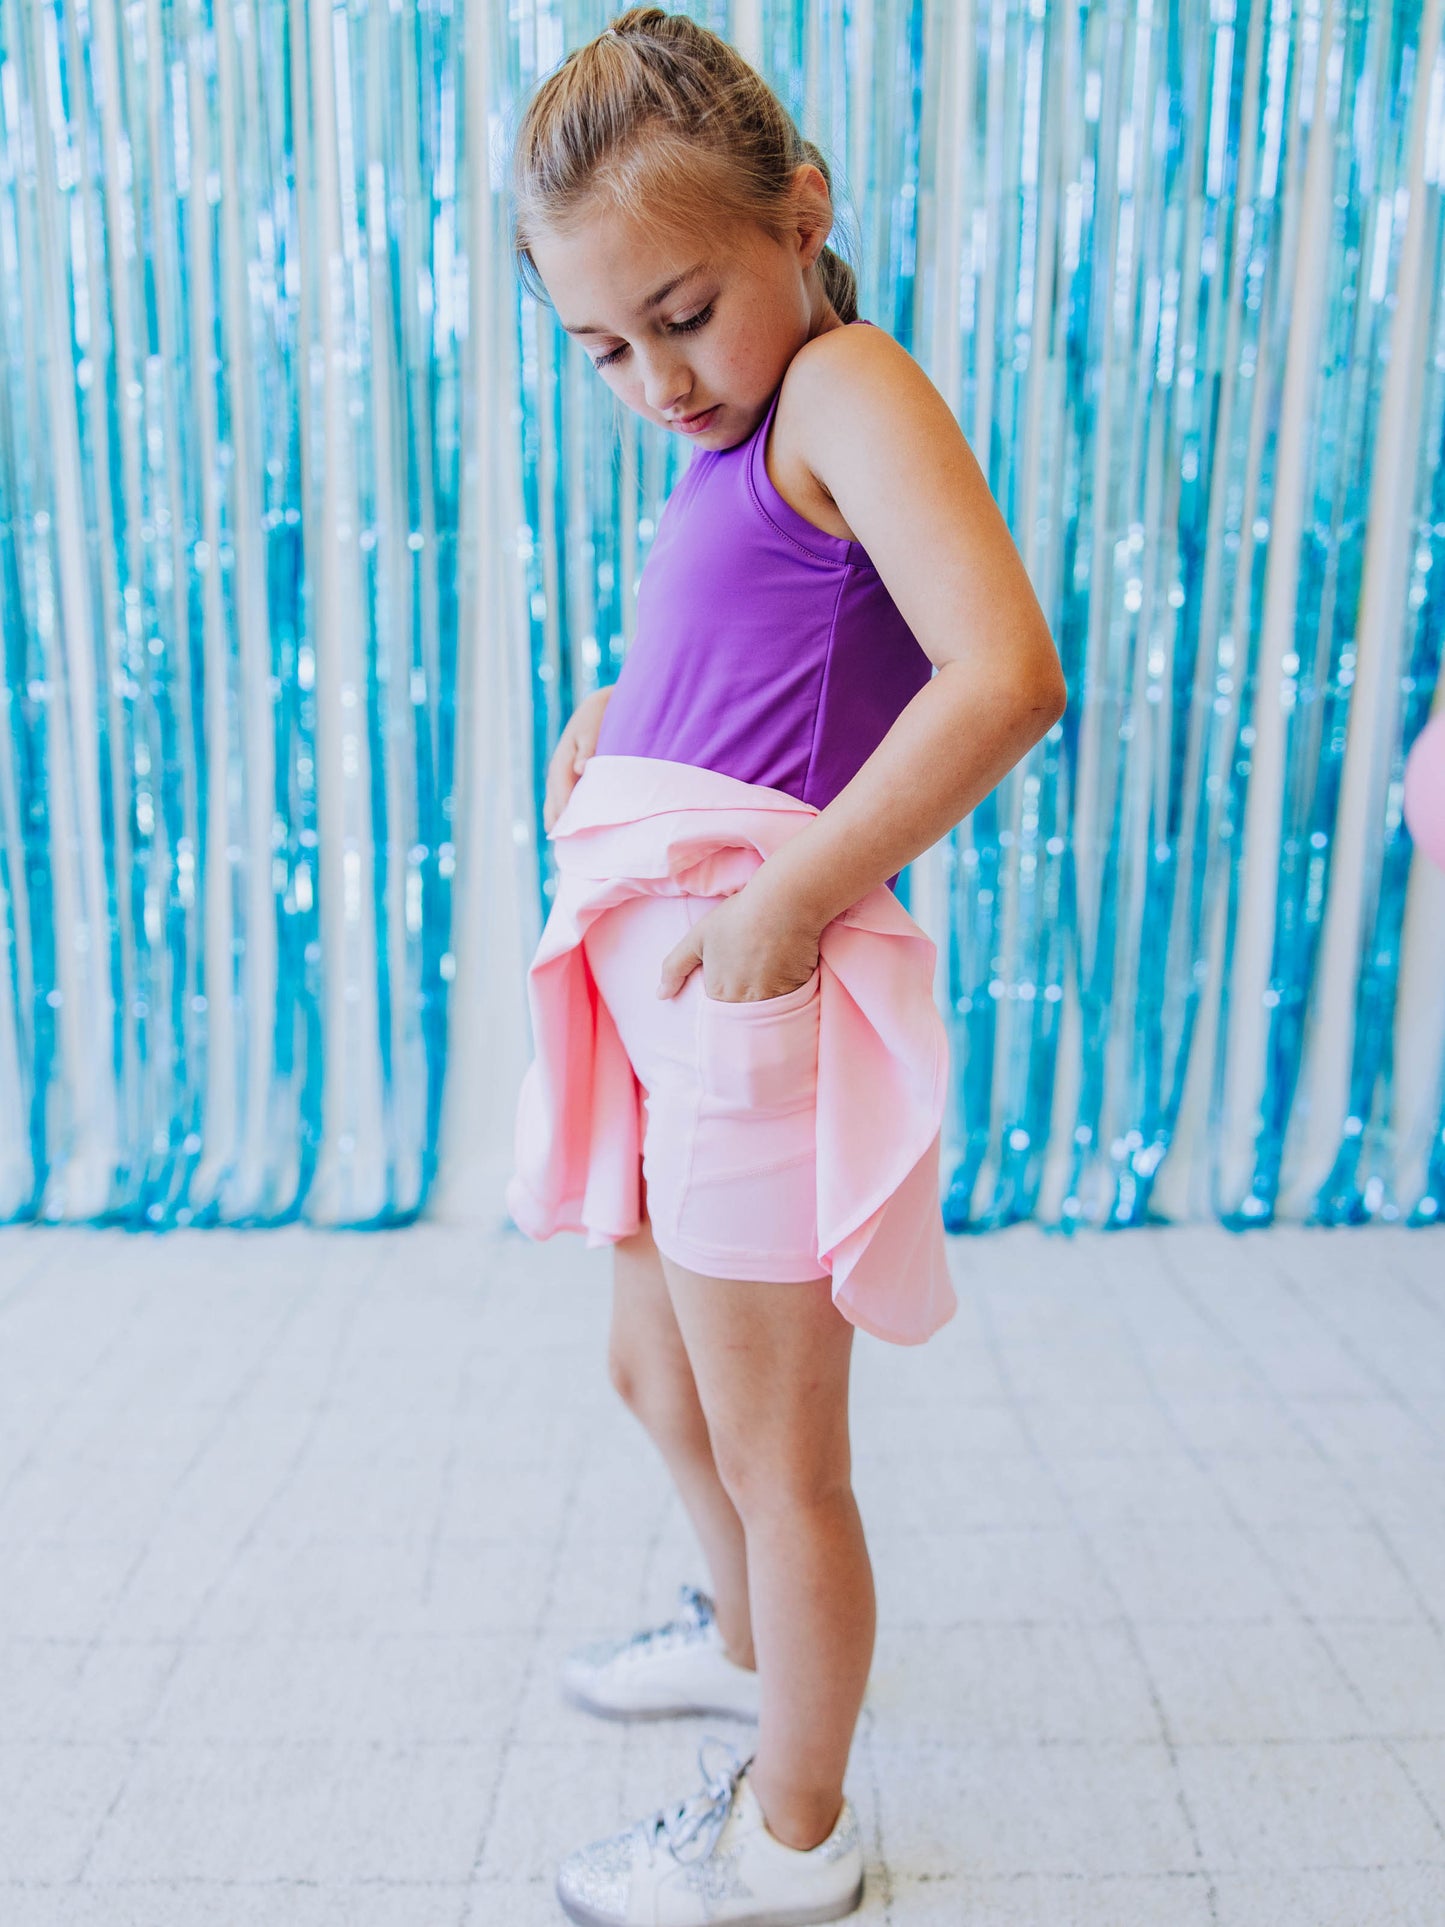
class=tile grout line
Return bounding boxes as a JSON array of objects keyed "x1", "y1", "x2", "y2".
[{"x1": 968, "y1": 1236, "x2": 1224, "y2": 1924}]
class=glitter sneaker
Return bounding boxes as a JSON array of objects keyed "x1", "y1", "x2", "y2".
[
  {"x1": 554, "y1": 1735, "x2": 865, "y2": 1926},
  {"x1": 560, "y1": 1583, "x2": 762, "y2": 1723}
]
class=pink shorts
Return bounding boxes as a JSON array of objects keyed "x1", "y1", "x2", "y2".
[{"x1": 581, "y1": 891, "x2": 827, "y2": 1282}]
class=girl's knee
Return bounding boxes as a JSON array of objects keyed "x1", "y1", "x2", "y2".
[
  {"x1": 606, "y1": 1294, "x2": 705, "y2": 1444},
  {"x1": 609, "y1": 1356, "x2": 712, "y2": 1457},
  {"x1": 711, "y1": 1432, "x2": 853, "y2": 1520},
  {"x1": 606, "y1": 1338, "x2": 686, "y2": 1408}
]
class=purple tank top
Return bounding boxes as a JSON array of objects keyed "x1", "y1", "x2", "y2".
[{"x1": 594, "y1": 320, "x2": 934, "y2": 842}]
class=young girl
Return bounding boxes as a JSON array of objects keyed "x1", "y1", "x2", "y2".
[{"x1": 506, "y1": 11, "x2": 1066, "y2": 1923}]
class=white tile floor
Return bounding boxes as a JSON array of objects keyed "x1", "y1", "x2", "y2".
[{"x1": 0, "y1": 1218, "x2": 1442, "y2": 1925}]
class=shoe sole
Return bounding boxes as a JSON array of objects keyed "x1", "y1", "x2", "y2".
[
  {"x1": 555, "y1": 1865, "x2": 865, "y2": 1926},
  {"x1": 559, "y1": 1677, "x2": 760, "y2": 1723}
]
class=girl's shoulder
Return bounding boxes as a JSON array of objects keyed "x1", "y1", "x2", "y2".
[{"x1": 765, "y1": 320, "x2": 911, "y2": 548}]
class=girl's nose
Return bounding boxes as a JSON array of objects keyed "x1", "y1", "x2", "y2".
[{"x1": 641, "y1": 351, "x2": 692, "y2": 418}]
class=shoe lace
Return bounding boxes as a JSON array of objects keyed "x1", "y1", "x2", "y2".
[
  {"x1": 616, "y1": 1582, "x2": 713, "y2": 1660},
  {"x1": 641, "y1": 1735, "x2": 752, "y2": 1867}
]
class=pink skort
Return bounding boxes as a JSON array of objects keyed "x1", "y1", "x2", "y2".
[{"x1": 581, "y1": 889, "x2": 828, "y2": 1282}]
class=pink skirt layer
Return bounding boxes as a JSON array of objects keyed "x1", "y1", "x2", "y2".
[{"x1": 504, "y1": 754, "x2": 957, "y2": 1347}]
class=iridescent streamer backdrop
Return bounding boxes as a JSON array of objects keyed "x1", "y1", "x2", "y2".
[{"x1": 1, "y1": 1, "x2": 1442, "y2": 1234}]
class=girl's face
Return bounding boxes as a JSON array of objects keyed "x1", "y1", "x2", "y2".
[{"x1": 529, "y1": 172, "x2": 841, "y2": 448}]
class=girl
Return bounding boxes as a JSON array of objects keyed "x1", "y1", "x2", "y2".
[{"x1": 506, "y1": 11, "x2": 1066, "y2": 1923}]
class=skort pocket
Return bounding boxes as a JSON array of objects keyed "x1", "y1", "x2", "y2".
[{"x1": 696, "y1": 964, "x2": 822, "y2": 1115}]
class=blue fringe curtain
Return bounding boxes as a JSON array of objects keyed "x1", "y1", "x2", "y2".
[
  {"x1": 0, "y1": 0, "x2": 472, "y2": 1226},
  {"x1": 1, "y1": 0, "x2": 1442, "y2": 1234}
]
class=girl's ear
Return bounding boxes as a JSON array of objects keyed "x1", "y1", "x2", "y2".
[{"x1": 789, "y1": 165, "x2": 833, "y2": 264}]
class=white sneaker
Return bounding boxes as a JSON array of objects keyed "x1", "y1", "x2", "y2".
[
  {"x1": 560, "y1": 1584, "x2": 762, "y2": 1723},
  {"x1": 554, "y1": 1736, "x2": 865, "y2": 1926}
]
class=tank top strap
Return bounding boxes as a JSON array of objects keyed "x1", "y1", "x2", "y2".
[
  {"x1": 745, "y1": 342, "x2": 869, "y2": 567},
  {"x1": 745, "y1": 315, "x2": 874, "y2": 475}
]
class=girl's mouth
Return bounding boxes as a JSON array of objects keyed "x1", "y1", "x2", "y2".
[{"x1": 671, "y1": 405, "x2": 718, "y2": 433}]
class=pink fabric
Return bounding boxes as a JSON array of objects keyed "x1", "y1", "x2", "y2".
[
  {"x1": 580, "y1": 889, "x2": 831, "y2": 1283},
  {"x1": 505, "y1": 753, "x2": 957, "y2": 1347}
]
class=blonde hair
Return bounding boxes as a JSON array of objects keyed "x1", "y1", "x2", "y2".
[{"x1": 507, "y1": 7, "x2": 859, "y2": 327}]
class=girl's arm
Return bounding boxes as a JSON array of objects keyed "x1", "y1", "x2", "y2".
[
  {"x1": 745, "y1": 325, "x2": 1066, "y2": 935},
  {"x1": 542, "y1": 683, "x2": 615, "y2": 833}
]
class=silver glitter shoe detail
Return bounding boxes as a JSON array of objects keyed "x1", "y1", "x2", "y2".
[
  {"x1": 556, "y1": 1825, "x2": 635, "y2": 1919},
  {"x1": 815, "y1": 1798, "x2": 861, "y2": 1864},
  {"x1": 555, "y1": 1735, "x2": 753, "y2": 1925}
]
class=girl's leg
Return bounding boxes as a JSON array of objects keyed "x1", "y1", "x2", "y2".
[
  {"x1": 654, "y1": 1251, "x2": 872, "y2": 1852},
  {"x1": 606, "y1": 1197, "x2": 756, "y2": 1667},
  {"x1": 581, "y1": 890, "x2": 775, "y2": 1670}
]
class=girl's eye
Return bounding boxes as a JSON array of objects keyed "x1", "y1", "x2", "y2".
[
  {"x1": 592, "y1": 302, "x2": 714, "y2": 371},
  {"x1": 671, "y1": 302, "x2": 714, "y2": 336}
]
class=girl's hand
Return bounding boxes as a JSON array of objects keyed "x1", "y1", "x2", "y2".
[
  {"x1": 656, "y1": 881, "x2": 821, "y2": 1003},
  {"x1": 543, "y1": 686, "x2": 614, "y2": 833}
]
